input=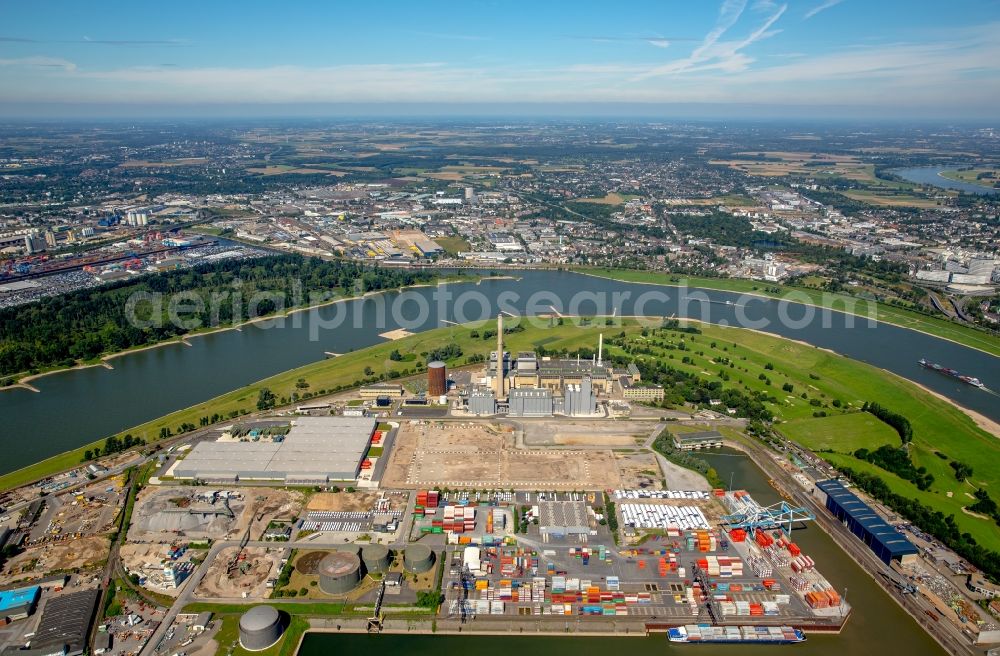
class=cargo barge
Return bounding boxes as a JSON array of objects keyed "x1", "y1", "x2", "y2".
[
  {"x1": 918, "y1": 358, "x2": 985, "y2": 389},
  {"x1": 667, "y1": 624, "x2": 806, "y2": 644}
]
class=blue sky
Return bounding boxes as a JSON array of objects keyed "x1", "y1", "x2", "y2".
[{"x1": 1, "y1": 0, "x2": 998, "y2": 118}]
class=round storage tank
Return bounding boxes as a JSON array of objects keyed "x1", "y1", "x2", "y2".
[
  {"x1": 318, "y1": 550, "x2": 362, "y2": 595},
  {"x1": 403, "y1": 543, "x2": 435, "y2": 573},
  {"x1": 361, "y1": 544, "x2": 392, "y2": 573},
  {"x1": 239, "y1": 605, "x2": 284, "y2": 651},
  {"x1": 427, "y1": 361, "x2": 447, "y2": 397}
]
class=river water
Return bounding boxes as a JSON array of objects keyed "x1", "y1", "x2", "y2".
[
  {"x1": 4, "y1": 270, "x2": 999, "y2": 474},
  {"x1": 297, "y1": 448, "x2": 944, "y2": 656},
  {"x1": 893, "y1": 166, "x2": 1000, "y2": 195}
]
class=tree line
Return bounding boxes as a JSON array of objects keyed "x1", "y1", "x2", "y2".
[{"x1": 0, "y1": 254, "x2": 434, "y2": 378}]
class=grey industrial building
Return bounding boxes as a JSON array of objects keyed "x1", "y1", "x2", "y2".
[
  {"x1": 468, "y1": 381, "x2": 597, "y2": 417},
  {"x1": 538, "y1": 500, "x2": 591, "y2": 542},
  {"x1": 673, "y1": 430, "x2": 724, "y2": 451},
  {"x1": 7, "y1": 588, "x2": 100, "y2": 656},
  {"x1": 173, "y1": 416, "x2": 376, "y2": 483}
]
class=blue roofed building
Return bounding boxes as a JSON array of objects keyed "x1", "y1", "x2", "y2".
[
  {"x1": 0, "y1": 585, "x2": 41, "y2": 620},
  {"x1": 815, "y1": 479, "x2": 919, "y2": 565}
]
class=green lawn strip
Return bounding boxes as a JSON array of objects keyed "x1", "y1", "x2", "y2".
[
  {"x1": 780, "y1": 413, "x2": 900, "y2": 453},
  {"x1": 577, "y1": 267, "x2": 1000, "y2": 357}
]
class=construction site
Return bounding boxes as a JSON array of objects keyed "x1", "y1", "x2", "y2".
[
  {"x1": 194, "y1": 545, "x2": 288, "y2": 600},
  {"x1": 381, "y1": 420, "x2": 625, "y2": 489},
  {"x1": 0, "y1": 475, "x2": 128, "y2": 586},
  {"x1": 0, "y1": 535, "x2": 109, "y2": 587},
  {"x1": 127, "y1": 487, "x2": 303, "y2": 543}
]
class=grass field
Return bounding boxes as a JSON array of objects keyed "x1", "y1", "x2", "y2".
[
  {"x1": 780, "y1": 413, "x2": 900, "y2": 452},
  {"x1": 435, "y1": 235, "x2": 471, "y2": 255},
  {"x1": 940, "y1": 168, "x2": 1000, "y2": 189},
  {"x1": 118, "y1": 158, "x2": 207, "y2": 168},
  {"x1": 577, "y1": 267, "x2": 1000, "y2": 357},
  {"x1": 842, "y1": 190, "x2": 944, "y2": 209},
  {"x1": 247, "y1": 165, "x2": 347, "y2": 176}
]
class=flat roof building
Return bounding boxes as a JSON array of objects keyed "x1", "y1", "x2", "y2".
[
  {"x1": 19, "y1": 588, "x2": 100, "y2": 656},
  {"x1": 815, "y1": 479, "x2": 918, "y2": 565},
  {"x1": 174, "y1": 416, "x2": 376, "y2": 483},
  {"x1": 673, "y1": 430, "x2": 724, "y2": 451},
  {"x1": 538, "y1": 500, "x2": 590, "y2": 542},
  {"x1": 0, "y1": 585, "x2": 40, "y2": 620}
]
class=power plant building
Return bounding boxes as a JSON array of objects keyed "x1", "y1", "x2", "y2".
[
  {"x1": 468, "y1": 388, "x2": 497, "y2": 415},
  {"x1": 508, "y1": 388, "x2": 554, "y2": 417},
  {"x1": 173, "y1": 416, "x2": 376, "y2": 483},
  {"x1": 563, "y1": 377, "x2": 597, "y2": 416}
]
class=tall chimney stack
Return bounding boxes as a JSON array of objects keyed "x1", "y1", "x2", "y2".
[
  {"x1": 598, "y1": 333, "x2": 603, "y2": 366},
  {"x1": 495, "y1": 313, "x2": 506, "y2": 399}
]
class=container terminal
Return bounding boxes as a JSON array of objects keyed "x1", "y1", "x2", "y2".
[{"x1": 416, "y1": 487, "x2": 854, "y2": 634}]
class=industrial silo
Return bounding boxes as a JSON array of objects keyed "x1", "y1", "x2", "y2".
[
  {"x1": 318, "y1": 550, "x2": 362, "y2": 595},
  {"x1": 427, "y1": 361, "x2": 447, "y2": 397},
  {"x1": 361, "y1": 544, "x2": 392, "y2": 574},
  {"x1": 403, "y1": 543, "x2": 435, "y2": 573},
  {"x1": 239, "y1": 605, "x2": 284, "y2": 651}
]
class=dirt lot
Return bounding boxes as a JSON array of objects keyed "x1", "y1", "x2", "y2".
[
  {"x1": 533, "y1": 420, "x2": 649, "y2": 446},
  {"x1": 615, "y1": 451, "x2": 665, "y2": 490},
  {"x1": 306, "y1": 490, "x2": 381, "y2": 512},
  {"x1": 0, "y1": 535, "x2": 109, "y2": 585},
  {"x1": 129, "y1": 487, "x2": 303, "y2": 543},
  {"x1": 194, "y1": 546, "x2": 284, "y2": 600},
  {"x1": 382, "y1": 421, "x2": 623, "y2": 489}
]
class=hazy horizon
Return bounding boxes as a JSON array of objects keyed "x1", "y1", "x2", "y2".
[{"x1": 2, "y1": 0, "x2": 999, "y2": 121}]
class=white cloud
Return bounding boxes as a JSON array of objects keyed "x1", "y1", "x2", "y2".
[
  {"x1": 634, "y1": 1, "x2": 785, "y2": 79},
  {"x1": 804, "y1": 0, "x2": 844, "y2": 20},
  {"x1": 0, "y1": 56, "x2": 76, "y2": 71}
]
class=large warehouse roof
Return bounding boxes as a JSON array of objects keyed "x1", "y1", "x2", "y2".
[
  {"x1": 174, "y1": 416, "x2": 376, "y2": 482},
  {"x1": 539, "y1": 500, "x2": 590, "y2": 536},
  {"x1": 816, "y1": 479, "x2": 918, "y2": 559}
]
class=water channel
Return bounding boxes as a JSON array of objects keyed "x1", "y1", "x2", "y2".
[{"x1": 893, "y1": 166, "x2": 999, "y2": 195}]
